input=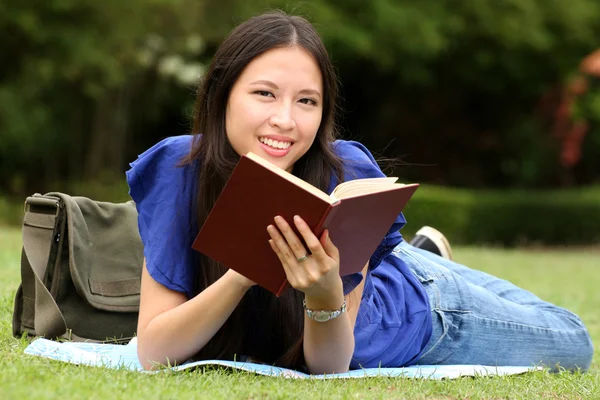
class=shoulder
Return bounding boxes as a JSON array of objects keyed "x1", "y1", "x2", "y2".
[
  {"x1": 125, "y1": 135, "x2": 199, "y2": 298},
  {"x1": 329, "y1": 139, "x2": 406, "y2": 268},
  {"x1": 331, "y1": 139, "x2": 385, "y2": 181},
  {"x1": 126, "y1": 135, "x2": 197, "y2": 199},
  {"x1": 332, "y1": 139, "x2": 377, "y2": 163},
  {"x1": 129, "y1": 135, "x2": 195, "y2": 175}
]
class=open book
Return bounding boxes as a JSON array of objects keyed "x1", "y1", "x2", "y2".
[{"x1": 192, "y1": 152, "x2": 419, "y2": 295}]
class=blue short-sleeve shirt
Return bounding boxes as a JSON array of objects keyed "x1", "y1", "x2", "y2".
[
  {"x1": 126, "y1": 135, "x2": 432, "y2": 368},
  {"x1": 126, "y1": 135, "x2": 200, "y2": 298}
]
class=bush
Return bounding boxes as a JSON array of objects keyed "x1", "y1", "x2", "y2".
[
  {"x1": 2, "y1": 0, "x2": 600, "y2": 194},
  {"x1": 0, "y1": 179, "x2": 131, "y2": 228},
  {"x1": 402, "y1": 185, "x2": 600, "y2": 246},
  {"x1": 3, "y1": 183, "x2": 599, "y2": 247},
  {"x1": 0, "y1": 196, "x2": 24, "y2": 227}
]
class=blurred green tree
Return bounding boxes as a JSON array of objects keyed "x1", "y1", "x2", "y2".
[
  {"x1": 0, "y1": 0, "x2": 205, "y2": 194},
  {"x1": 1, "y1": 0, "x2": 599, "y2": 196}
]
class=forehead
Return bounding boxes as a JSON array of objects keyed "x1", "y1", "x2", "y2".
[{"x1": 236, "y1": 46, "x2": 323, "y2": 88}]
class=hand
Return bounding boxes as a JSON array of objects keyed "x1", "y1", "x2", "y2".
[{"x1": 267, "y1": 215, "x2": 343, "y2": 301}]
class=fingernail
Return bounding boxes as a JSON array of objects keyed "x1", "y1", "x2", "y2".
[{"x1": 293, "y1": 215, "x2": 301, "y2": 222}]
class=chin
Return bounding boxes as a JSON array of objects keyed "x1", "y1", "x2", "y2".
[{"x1": 273, "y1": 160, "x2": 293, "y2": 172}]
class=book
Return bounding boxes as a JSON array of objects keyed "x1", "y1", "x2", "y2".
[{"x1": 192, "y1": 152, "x2": 419, "y2": 296}]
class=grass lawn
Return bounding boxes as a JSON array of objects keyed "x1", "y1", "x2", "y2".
[{"x1": 0, "y1": 226, "x2": 598, "y2": 399}]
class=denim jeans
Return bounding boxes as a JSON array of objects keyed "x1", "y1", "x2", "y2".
[{"x1": 396, "y1": 241, "x2": 594, "y2": 371}]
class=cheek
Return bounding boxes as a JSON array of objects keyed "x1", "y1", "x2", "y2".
[
  {"x1": 225, "y1": 104, "x2": 246, "y2": 156},
  {"x1": 299, "y1": 112, "x2": 323, "y2": 139},
  {"x1": 228, "y1": 98, "x2": 265, "y2": 131},
  {"x1": 226, "y1": 97, "x2": 242, "y2": 130},
  {"x1": 226, "y1": 98, "x2": 252, "y2": 145}
]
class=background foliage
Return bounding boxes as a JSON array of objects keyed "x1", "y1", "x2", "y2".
[{"x1": 1, "y1": 0, "x2": 599, "y2": 243}]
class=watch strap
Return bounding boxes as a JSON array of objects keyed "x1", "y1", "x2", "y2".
[{"x1": 303, "y1": 299, "x2": 347, "y2": 322}]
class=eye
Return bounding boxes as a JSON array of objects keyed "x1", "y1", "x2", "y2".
[
  {"x1": 254, "y1": 90, "x2": 274, "y2": 98},
  {"x1": 298, "y1": 98, "x2": 317, "y2": 106}
]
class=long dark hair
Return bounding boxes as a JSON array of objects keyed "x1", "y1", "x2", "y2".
[{"x1": 181, "y1": 11, "x2": 344, "y2": 368}]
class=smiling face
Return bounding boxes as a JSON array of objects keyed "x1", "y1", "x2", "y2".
[{"x1": 225, "y1": 46, "x2": 323, "y2": 172}]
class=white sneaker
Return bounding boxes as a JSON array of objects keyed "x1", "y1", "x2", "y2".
[{"x1": 409, "y1": 226, "x2": 453, "y2": 260}]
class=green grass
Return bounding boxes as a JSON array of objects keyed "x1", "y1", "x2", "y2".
[{"x1": 0, "y1": 227, "x2": 598, "y2": 399}]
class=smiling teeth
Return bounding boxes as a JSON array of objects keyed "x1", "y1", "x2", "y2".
[{"x1": 259, "y1": 137, "x2": 292, "y2": 149}]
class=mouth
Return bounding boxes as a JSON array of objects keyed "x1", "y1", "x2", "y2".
[{"x1": 258, "y1": 137, "x2": 293, "y2": 150}]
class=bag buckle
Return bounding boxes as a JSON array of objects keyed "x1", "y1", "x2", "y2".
[{"x1": 24, "y1": 194, "x2": 61, "y2": 217}]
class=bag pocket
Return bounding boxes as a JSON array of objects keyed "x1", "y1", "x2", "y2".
[
  {"x1": 58, "y1": 195, "x2": 143, "y2": 341},
  {"x1": 65, "y1": 197, "x2": 143, "y2": 312}
]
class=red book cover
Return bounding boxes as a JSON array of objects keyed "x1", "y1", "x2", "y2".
[{"x1": 192, "y1": 153, "x2": 418, "y2": 296}]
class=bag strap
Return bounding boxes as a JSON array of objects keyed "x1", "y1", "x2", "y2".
[{"x1": 21, "y1": 194, "x2": 67, "y2": 339}]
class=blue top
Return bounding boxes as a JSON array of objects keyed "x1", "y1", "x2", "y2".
[{"x1": 126, "y1": 135, "x2": 432, "y2": 369}]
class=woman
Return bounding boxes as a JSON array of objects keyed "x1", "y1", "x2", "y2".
[{"x1": 127, "y1": 11, "x2": 593, "y2": 373}]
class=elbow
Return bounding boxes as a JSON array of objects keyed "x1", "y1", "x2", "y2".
[
  {"x1": 307, "y1": 360, "x2": 351, "y2": 375},
  {"x1": 138, "y1": 351, "x2": 182, "y2": 371},
  {"x1": 305, "y1": 341, "x2": 354, "y2": 375},
  {"x1": 136, "y1": 335, "x2": 174, "y2": 371},
  {"x1": 140, "y1": 358, "x2": 157, "y2": 371},
  {"x1": 137, "y1": 339, "x2": 159, "y2": 371}
]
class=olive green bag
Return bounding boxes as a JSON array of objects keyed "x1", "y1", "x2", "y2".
[{"x1": 12, "y1": 193, "x2": 143, "y2": 343}]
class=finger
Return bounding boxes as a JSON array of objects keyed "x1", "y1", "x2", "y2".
[
  {"x1": 268, "y1": 238, "x2": 283, "y2": 260},
  {"x1": 292, "y1": 215, "x2": 328, "y2": 261},
  {"x1": 274, "y1": 216, "x2": 309, "y2": 260},
  {"x1": 267, "y1": 224, "x2": 300, "y2": 264},
  {"x1": 320, "y1": 229, "x2": 339, "y2": 260},
  {"x1": 268, "y1": 239, "x2": 300, "y2": 282}
]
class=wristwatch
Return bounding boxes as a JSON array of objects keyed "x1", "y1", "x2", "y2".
[{"x1": 303, "y1": 299, "x2": 347, "y2": 322}]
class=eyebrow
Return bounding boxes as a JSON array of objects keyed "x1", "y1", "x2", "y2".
[{"x1": 249, "y1": 80, "x2": 322, "y2": 99}]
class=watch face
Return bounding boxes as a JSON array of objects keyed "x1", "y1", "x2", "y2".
[{"x1": 314, "y1": 311, "x2": 331, "y2": 322}]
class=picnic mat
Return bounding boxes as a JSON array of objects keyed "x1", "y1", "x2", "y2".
[{"x1": 25, "y1": 338, "x2": 541, "y2": 380}]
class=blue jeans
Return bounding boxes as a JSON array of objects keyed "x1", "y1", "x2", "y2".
[{"x1": 397, "y1": 242, "x2": 594, "y2": 371}]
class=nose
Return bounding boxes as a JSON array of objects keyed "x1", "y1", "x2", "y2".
[{"x1": 269, "y1": 102, "x2": 296, "y2": 131}]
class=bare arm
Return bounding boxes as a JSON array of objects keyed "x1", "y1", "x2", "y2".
[
  {"x1": 136, "y1": 260, "x2": 254, "y2": 370},
  {"x1": 267, "y1": 215, "x2": 367, "y2": 374},
  {"x1": 302, "y1": 262, "x2": 368, "y2": 374}
]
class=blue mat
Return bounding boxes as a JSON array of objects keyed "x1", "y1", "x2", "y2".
[{"x1": 24, "y1": 338, "x2": 541, "y2": 379}]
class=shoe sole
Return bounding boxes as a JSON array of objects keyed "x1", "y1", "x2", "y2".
[{"x1": 414, "y1": 226, "x2": 453, "y2": 260}]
